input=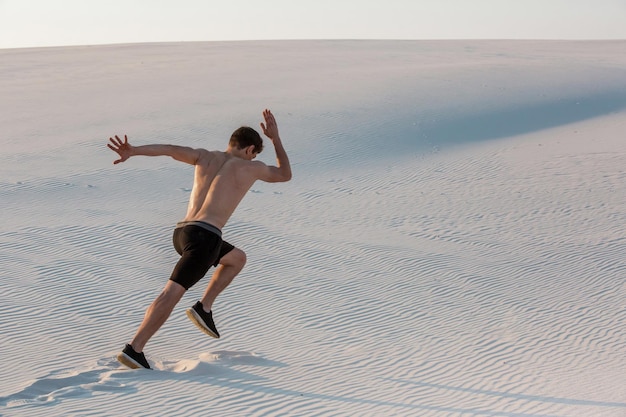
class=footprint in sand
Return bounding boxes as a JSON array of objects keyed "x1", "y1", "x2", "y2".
[{"x1": 0, "y1": 359, "x2": 134, "y2": 408}]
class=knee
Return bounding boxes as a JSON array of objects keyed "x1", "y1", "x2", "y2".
[
  {"x1": 231, "y1": 248, "x2": 247, "y2": 269},
  {"x1": 156, "y1": 281, "x2": 186, "y2": 304},
  {"x1": 220, "y1": 247, "x2": 247, "y2": 270}
]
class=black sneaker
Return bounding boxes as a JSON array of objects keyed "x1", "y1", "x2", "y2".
[
  {"x1": 186, "y1": 301, "x2": 220, "y2": 338},
  {"x1": 117, "y1": 344, "x2": 151, "y2": 369}
]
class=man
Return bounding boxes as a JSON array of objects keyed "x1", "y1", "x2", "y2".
[{"x1": 108, "y1": 109, "x2": 291, "y2": 369}]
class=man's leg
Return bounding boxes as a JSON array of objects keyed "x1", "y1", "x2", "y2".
[
  {"x1": 129, "y1": 280, "x2": 186, "y2": 352},
  {"x1": 186, "y1": 248, "x2": 246, "y2": 338},
  {"x1": 200, "y1": 247, "x2": 246, "y2": 311}
]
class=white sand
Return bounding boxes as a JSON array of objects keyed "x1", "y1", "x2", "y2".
[{"x1": 1, "y1": 40, "x2": 625, "y2": 416}]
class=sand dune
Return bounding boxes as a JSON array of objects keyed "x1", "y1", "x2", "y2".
[{"x1": 1, "y1": 40, "x2": 625, "y2": 416}]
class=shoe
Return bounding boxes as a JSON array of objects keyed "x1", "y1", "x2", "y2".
[
  {"x1": 186, "y1": 301, "x2": 220, "y2": 338},
  {"x1": 117, "y1": 344, "x2": 151, "y2": 369}
]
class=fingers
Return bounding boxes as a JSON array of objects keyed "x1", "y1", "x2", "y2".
[
  {"x1": 109, "y1": 136, "x2": 121, "y2": 148},
  {"x1": 263, "y1": 109, "x2": 275, "y2": 122},
  {"x1": 108, "y1": 134, "x2": 129, "y2": 149},
  {"x1": 110, "y1": 135, "x2": 127, "y2": 145}
]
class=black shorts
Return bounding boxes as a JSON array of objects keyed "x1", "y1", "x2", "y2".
[{"x1": 169, "y1": 222, "x2": 235, "y2": 290}]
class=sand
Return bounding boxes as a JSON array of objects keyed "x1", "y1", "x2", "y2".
[{"x1": 1, "y1": 40, "x2": 625, "y2": 416}]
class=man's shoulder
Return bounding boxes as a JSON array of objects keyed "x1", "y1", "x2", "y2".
[
  {"x1": 247, "y1": 160, "x2": 269, "y2": 171},
  {"x1": 227, "y1": 158, "x2": 266, "y2": 168},
  {"x1": 196, "y1": 149, "x2": 224, "y2": 163},
  {"x1": 229, "y1": 160, "x2": 268, "y2": 178}
]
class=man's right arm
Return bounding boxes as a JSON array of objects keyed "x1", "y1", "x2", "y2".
[
  {"x1": 259, "y1": 138, "x2": 292, "y2": 182},
  {"x1": 108, "y1": 135, "x2": 207, "y2": 165},
  {"x1": 257, "y1": 109, "x2": 292, "y2": 183}
]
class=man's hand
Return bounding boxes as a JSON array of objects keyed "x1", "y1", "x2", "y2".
[
  {"x1": 260, "y1": 109, "x2": 280, "y2": 141},
  {"x1": 108, "y1": 135, "x2": 133, "y2": 164}
]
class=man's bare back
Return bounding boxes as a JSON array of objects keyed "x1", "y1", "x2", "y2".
[{"x1": 183, "y1": 151, "x2": 266, "y2": 229}]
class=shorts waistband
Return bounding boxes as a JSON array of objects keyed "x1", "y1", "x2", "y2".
[{"x1": 176, "y1": 221, "x2": 222, "y2": 237}]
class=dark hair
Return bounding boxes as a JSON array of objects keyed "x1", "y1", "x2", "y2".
[{"x1": 229, "y1": 126, "x2": 263, "y2": 154}]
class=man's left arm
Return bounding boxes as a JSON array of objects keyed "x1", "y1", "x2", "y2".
[{"x1": 107, "y1": 135, "x2": 204, "y2": 165}]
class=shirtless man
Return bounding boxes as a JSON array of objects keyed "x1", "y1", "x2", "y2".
[{"x1": 108, "y1": 109, "x2": 291, "y2": 369}]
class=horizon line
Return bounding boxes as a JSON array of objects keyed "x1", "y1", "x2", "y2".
[{"x1": 3, "y1": 37, "x2": 626, "y2": 51}]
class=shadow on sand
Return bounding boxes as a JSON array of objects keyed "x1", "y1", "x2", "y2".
[
  {"x1": 4, "y1": 351, "x2": 625, "y2": 416},
  {"x1": 0, "y1": 351, "x2": 280, "y2": 408},
  {"x1": 346, "y1": 89, "x2": 626, "y2": 162}
]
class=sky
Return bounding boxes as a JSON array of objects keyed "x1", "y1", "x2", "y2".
[{"x1": 1, "y1": 0, "x2": 625, "y2": 49}]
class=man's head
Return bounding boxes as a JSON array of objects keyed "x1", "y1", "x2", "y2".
[{"x1": 229, "y1": 126, "x2": 263, "y2": 160}]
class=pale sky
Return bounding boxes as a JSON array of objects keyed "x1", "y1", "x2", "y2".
[{"x1": 1, "y1": 0, "x2": 625, "y2": 49}]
